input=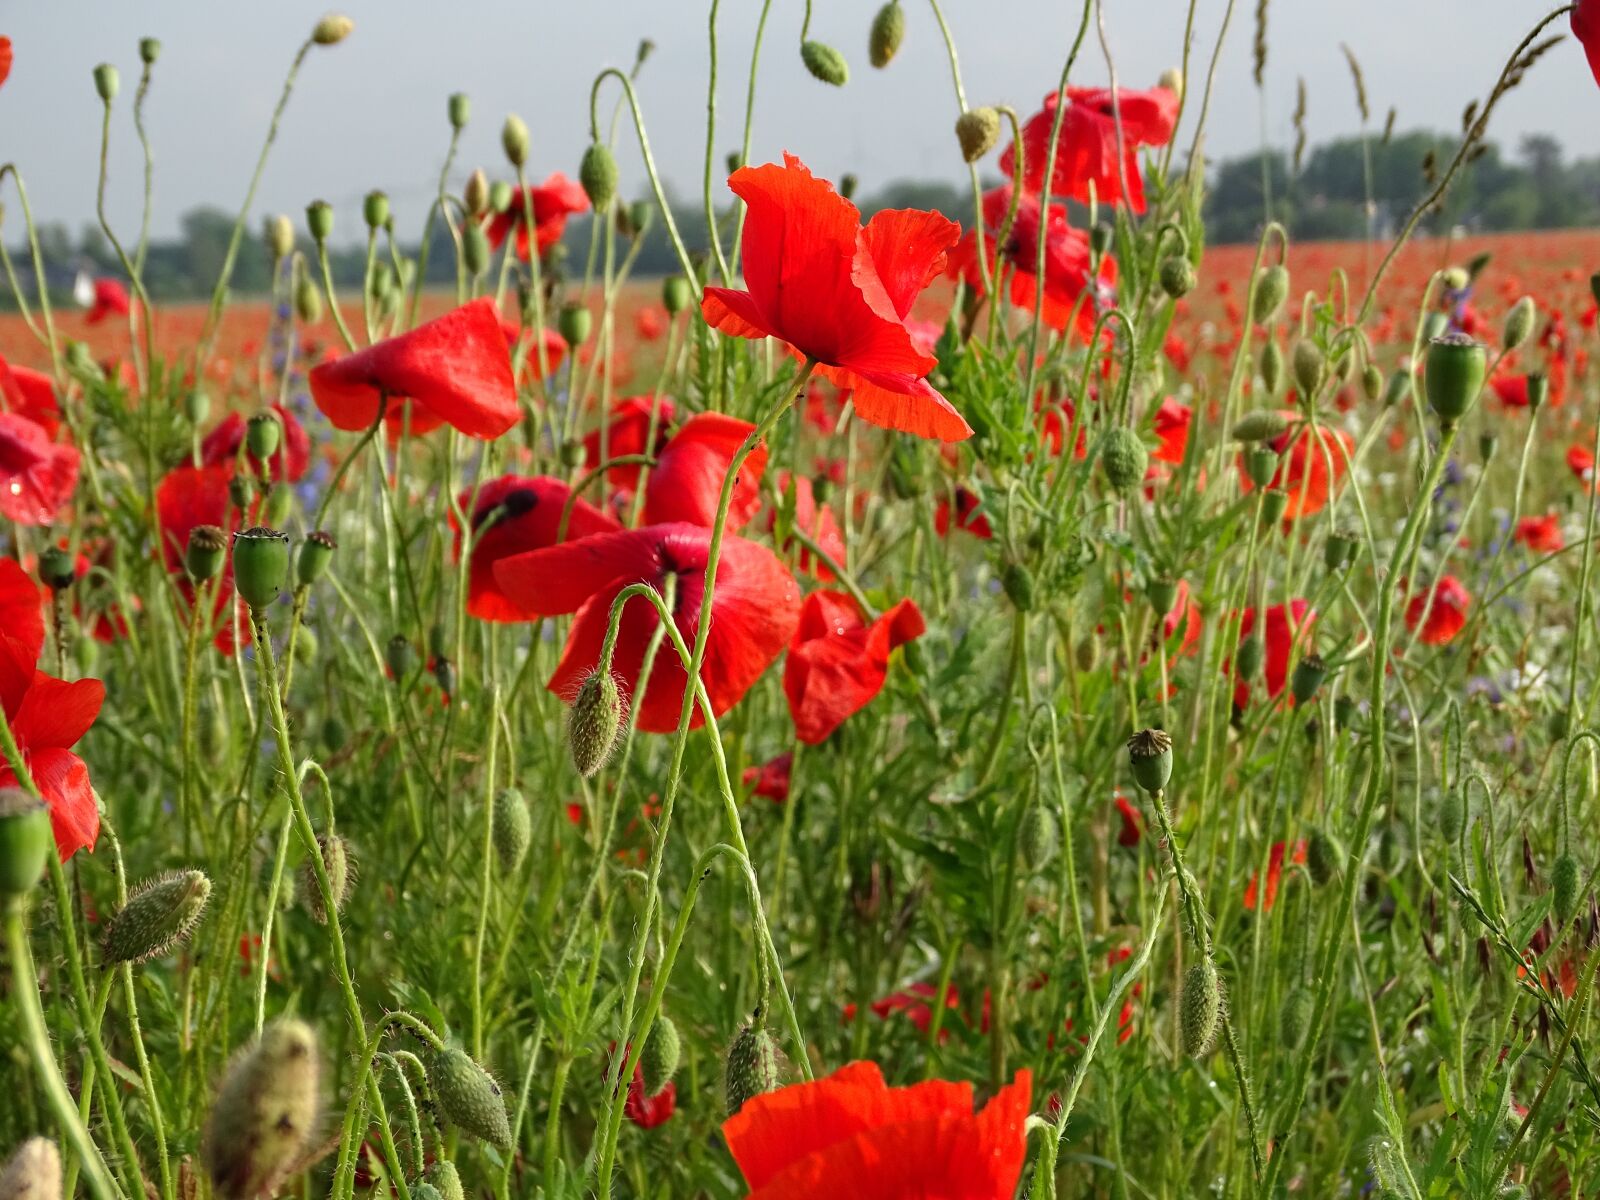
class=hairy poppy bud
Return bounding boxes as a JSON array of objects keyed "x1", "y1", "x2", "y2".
[
  {"x1": 1424, "y1": 334, "x2": 1486, "y2": 426},
  {"x1": 306, "y1": 200, "x2": 334, "y2": 243},
  {"x1": 385, "y1": 634, "x2": 416, "y2": 681},
  {"x1": 295, "y1": 531, "x2": 335, "y2": 588},
  {"x1": 1292, "y1": 339, "x2": 1325, "y2": 397},
  {"x1": 1259, "y1": 340, "x2": 1283, "y2": 393},
  {"x1": 140, "y1": 38, "x2": 162, "y2": 65},
  {"x1": 869, "y1": 2, "x2": 905, "y2": 67},
  {"x1": 501, "y1": 114, "x2": 530, "y2": 167},
  {"x1": 1290, "y1": 653, "x2": 1326, "y2": 705},
  {"x1": 1526, "y1": 372, "x2": 1549, "y2": 410},
  {"x1": 1553, "y1": 853, "x2": 1583, "y2": 927},
  {"x1": 363, "y1": 190, "x2": 390, "y2": 230},
  {"x1": 558, "y1": 302, "x2": 593, "y2": 347},
  {"x1": 569, "y1": 671, "x2": 624, "y2": 778},
  {"x1": 299, "y1": 833, "x2": 351, "y2": 925},
  {"x1": 641, "y1": 1015, "x2": 682, "y2": 1095},
  {"x1": 1127, "y1": 728, "x2": 1173, "y2": 794},
  {"x1": 93, "y1": 64, "x2": 119, "y2": 103},
  {"x1": 0, "y1": 1137, "x2": 60, "y2": 1200},
  {"x1": 955, "y1": 107, "x2": 1001, "y2": 163},
  {"x1": 1019, "y1": 802, "x2": 1059, "y2": 871},
  {"x1": 1280, "y1": 987, "x2": 1313, "y2": 1049},
  {"x1": 1244, "y1": 445, "x2": 1278, "y2": 488},
  {"x1": 1159, "y1": 255, "x2": 1195, "y2": 299},
  {"x1": 1179, "y1": 959, "x2": 1222, "y2": 1057},
  {"x1": 102, "y1": 869, "x2": 211, "y2": 965},
  {"x1": 204, "y1": 1019, "x2": 320, "y2": 1200},
  {"x1": 1233, "y1": 410, "x2": 1289, "y2": 444},
  {"x1": 232, "y1": 528, "x2": 289, "y2": 611},
  {"x1": 1260, "y1": 488, "x2": 1288, "y2": 524},
  {"x1": 1100, "y1": 427, "x2": 1148, "y2": 493},
  {"x1": 448, "y1": 91, "x2": 470, "y2": 131},
  {"x1": 1501, "y1": 296, "x2": 1534, "y2": 352},
  {"x1": 662, "y1": 275, "x2": 692, "y2": 315},
  {"x1": 580, "y1": 143, "x2": 619, "y2": 210},
  {"x1": 492, "y1": 788, "x2": 531, "y2": 874},
  {"x1": 1251, "y1": 264, "x2": 1289, "y2": 324},
  {"x1": 247, "y1": 412, "x2": 281, "y2": 460},
  {"x1": 1146, "y1": 577, "x2": 1178, "y2": 615},
  {"x1": 725, "y1": 1023, "x2": 783, "y2": 1116},
  {"x1": 838, "y1": 173, "x2": 859, "y2": 200},
  {"x1": 267, "y1": 214, "x2": 295, "y2": 261},
  {"x1": 186, "y1": 525, "x2": 228, "y2": 583},
  {"x1": 1361, "y1": 362, "x2": 1383, "y2": 401},
  {"x1": 424, "y1": 1162, "x2": 464, "y2": 1200},
  {"x1": 0, "y1": 789, "x2": 51, "y2": 897},
  {"x1": 430, "y1": 1047, "x2": 512, "y2": 1147},
  {"x1": 411, "y1": 1185, "x2": 442, "y2": 1200},
  {"x1": 294, "y1": 273, "x2": 322, "y2": 323},
  {"x1": 1306, "y1": 829, "x2": 1341, "y2": 885},
  {"x1": 39, "y1": 546, "x2": 75, "y2": 592},
  {"x1": 800, "y1": 40, "x2": 849, "y2": 86},
  {"x1": 312, "y1": 14, "x2": 354, "y2": 45},
  {"x1": 1001, "y1": 562, "x2": 1035, "y2": 612}
]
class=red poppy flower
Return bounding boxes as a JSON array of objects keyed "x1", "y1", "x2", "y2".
[
  {"x1": 784, "y1": 592, "x2": 925, "y2": 745},
  {"x1": 701, "y1": 154, "x2": 972, "y2": 443},
  {"x1": 0, "y1": 412, "x2": 79, "y2": 525},
  {"x1": 494, "y1": 523, "x2": 800, "y2": 734},
  {"x1": 1514, "y1": 513, "x2": 1563, "y2": 554},
  {"x1": 1244, "y1": 840, "x2": 1307, "y2": 911},
  {"x1": 934, "y1": 486, "x2": 992, "y2": 539},
  {"x1": 1405, "y1": 575, "x2": 1470, "y2": 646},
  {"x1": 870, "y1": 982, "x2": 959, "y2": 1036},
  {"x1": 0, "y1": 355, "x2": 60, "y2": 438},
  {"x1": 1114, "y1": 792, "x2": 1143, "y2": 846},
  {"x1": 946, "y1": 186, "x2": 1114, "y2": 338},
  {"x1": 722, "y1": 1060, "x2": 1031, "y2": 1199},
  {"x1": 1001, "y1": 86, "x2": 1179, "y2": 214},
  {"x1": 0, "y1": 559, "x2": 104, "y2": 862},
  {"x1": 499, "y1": 318, "x2": 567, "y2": 381},
  {"x1": 483, "y1": 173, "x2": 588, "y2": 261},
  {"x1": 309, "y1": 298, "x2": 518, "y2": 440},
  {"x1": 1235, "y1": 413, "x2": 1353, "y2": 519},
  {"x1": 617, "y1": 1057, "x2": 676, "y2": 1130},
  {"x1": 635, "y1": 305, "x2": 667, "y2": 341},
  {"x1": 584, "y1": 396, "x2": 677, "y2": 491},
  {"x1": 154, "y1": 465, "x2": 254, "y2": 654},
  {"x1": 85, "y1": 278, "x2": 131, "y2": 325},
  {"x1": 641, "y1": 413, "x2": 768, "y2": 531},
  {"x1": 1568, "y1": 444, "x2": 1595, "y2": 483},
  {"x1": 1152, "y1": 398, "x2": 1191, "y2": 465},
  {"x1": 771, "y1": 472, "x2": 845, "y2": 581},
  {"x1": 743, "y1": 751, "x2": 793, "y2": 802},
  {"x1": 200, "y1": 403, "x2": 311, "y2": 482},
  {"x1": 0, "y1": 37, "x2": 11, "y2": 90},
  {"x1": 1576, "y1": 0, "x2": 1600, "y2": 87},
  {"x1": 1233, "y1": 599, "x2": 1313, "y2": 709},
  {"x1": 1492, "y1": 374, "x2": 1530, "y2": 408},
  {"x1": 456, "y1": 475, "x2": 622, "y2": 623}
]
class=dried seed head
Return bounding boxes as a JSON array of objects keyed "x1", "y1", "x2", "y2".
[
  {"x1": 725, "y1": 1023, "x2": 784, "y2": 1117},
  {"x1": 102, "y1": 869, "x2": 211, "y2": 965},
  {"x1": 429, "y1": 1047, "x2": 511, "y2": 1147},
  {"x1": 203, "y1": 1019, "x2": 320, "y2": 1200},
  {"x1": 1127, "y1": 728, "x2": 1174, "y2": 794}
]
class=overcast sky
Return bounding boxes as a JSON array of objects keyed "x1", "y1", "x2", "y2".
[{"x1": 2, "y1": 1, "x2": 1594, "y2": 246}]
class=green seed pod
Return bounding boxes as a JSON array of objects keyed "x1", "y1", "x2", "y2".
[
  {"x1": 1100, "y1": 427, "x2": 1149, "y2": 494},
  {"x1": 294, "y1": 273, "x2": 323, "y2": 324},
  {"x1": 725, "y1": 1024, "x2": 783, "y2": 1117},
  {"x1": 662, "y1": 275, "x2": 692, "y2": 315},
  {"x1": 641, "y1": 1015, "x2": 682, "y2": 1096},
  {"x1": 102, "y1": 869, "x2": 211, "y2": 965},
  {"x1": 1260, "y1": 340, "x2": 1284, "y2": 394},
  {"x1": 1306, "y1": 830, "x2": 1341, "y2": 885},
  {"x1": 1235, "y1": 635, "x2": 1264, "y2": 681},
  {"x1": 204, "y1": 1019, "x2": 320, "y2": 1200},
  {"x1": 955, "y1": 107, "x2": 1001, "y2": 163},
  {"x1": 1126, "y1": 728, "x2": 1173, "y2": 795},
  {"x1": 38, "y1": 547, "x2": 75, "y2": 592},
  {"x1": 1244, "y1": 445, "x2": 1279, "y2": 487},
  {"x1": 1158, "y1": 255, "x2": 1195, "y2": 299},
  {"x1": 0, "y1": 788, "x2": 52, "y2": 898},
  {"x1": 800, "y1": 40, "x2": 850, "y2": 86},
  {"x1": 461, "y1": 222, "x2": 490, "y2": 276},
  {"x1": 1260, "y1": 488, "x2": 1288, "y2": 524},
  {"x1": 1333, "y1": 695, "x2": 1357, "y2": 731},
  {"x1": 1280, "y1": 987, "x2": 1313, "y2": 1050},
  {"x1": 463, "y1": 169, "x2": 490, "y2": 218},
  {"x1": 93, "y1": 64, "x2": 120, "y2": 103},
  {"x1": 266, "y1": 214, "x2": 295, "y2": 261},
  {"x1": 489, "y1": 180, "x2": 514, "y2": 214},
  {"x1": 186, "y1": 388, "x2": 212, "y2": 425},
  {"x1": 430, "y1": 1047, "x2": 512, "y2": 1147},
  {"x1": 385, "y1": 635, "x2": 416, "y2": 681},
  {"x1": 423, "y1": 1162, "x2": 464, "y2": 1200},
  {"x1": 363, "y1": 190, "x2": 390, "y2": 230},
  {"x1": 448, "y1": 92, "x2": 470, "y2": 131},
  {"x1": 1233, "y1": 409, "x2": 1290, "y2": 444},
  {"x1": 246, "y1": 412, "x2": 281, "y2": 461},
  {"x1": 1179, "y1": 959, "x2": 1222, "y2": 1057},
  {"x1": 1324, "y1": 528, "x2": 1358, "y2": 572},
  {"x1": 569, "y1": 671, "x2": 624, "y2": 778},
  {"x1": 1019, "y1": 802, "x2": 1059, "y2": 872},
  {"x1": 296, "y1": 531, "x2": 336, "y2": 588},
  {"x1": 0, "y1": 1137, "x2": 61, "y2": 1200},
  {"x1": 139, "y1": 38, "x2": 163, "y2": 65},
  {"x1": 1437, "y1": 788, "x2": 1465, "y2": 843},
  {"x1": 1290, "y1": 653, "x2": 1326, "y2": 705},
  {"x1": 186, "y1": 524, "x2": 228, "y2": 583},
  {"x1": 1146, "y1": 577, "x2": 1178, "y2": 616},
  {"x1": 1001, "y1": 562, "x2": 1035, "y2": 612},
  {"x1": 299, "y1": 833, "x2": 352, "y2": 925},
  {"x1": 492, "y1": 787, "x2": 531, "y2": 874},
  {"x1": 1361, "y1": 362, "x2": 1384, "y2": 401},
  {"x1": 1502, "y1": 297, "x2": 1535, "y2": 352},
  {"x1": 312, "y1": 14, "x2": 354, "y2": 44},
  {"x1": 579, "y1": 143, "x2": 619, "y2": 211},
  {"x1": 869, "y1": 2, "x2": 904, "y2": 67},
  {"x1": 558, "y1": 302, "x2": 593, "y2": 347},
  {"x1": 1423, "y1": 334, "x2": 1486, "y2": 426},
  {"x1": 1292, "y1": 339, "x2": 1326, "y2": 397},
  {"x1": 1526, "y1": 372, "x2": 1549, "y2": 410},
  {"x1": 501, "y1": 114, "x2": 530, "y2": 167},
  {"x1": 1553, "y1": 853, "x2": 1582, "y2": 927},
  {"x1": 306, "y1": 199, "x2": 334, "y2": 243},
  {"x1": 1251, "y1": 264, "x2": 1289, "y2": 325}
]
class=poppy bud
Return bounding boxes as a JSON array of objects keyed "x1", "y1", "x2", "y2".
[
  {"x1": 1259, "y1": 340, "x2": 1284, "y2": 393},
  {"x1": 869, "y1": 2, "x2": 905, "y2": 67},
  {"x1": 186, "y1": 525, "x2": 228, "y2": 583},
  {"x1": 838, "y1": 173, "x2": 859, "y2": 201},
  {"x1": 725, "y1": 1023, "x2": 783, "y2": 1117},
  {"x1": 294, "y1": 274, "x2": 322, "y2": 323},
  {"x1": 294, "y1": 625, "x2": 319, "y2": 665},
  {"x1": 1501, "y1": 296, "x2": 1535, "y2": 352},
  {"x1": 312, "y1": 14, "x2": 354, "y2": 44},
  {"x1": 1159, "y1": 66, "x2": 1184, "y2": 98},
  {"x1": 246, "y1": 412, "x2": 281, "y2": 461},
  {"x1": 1235, "y1": 635, "x2": 1263, "y2": 681},
  {"x1": 1323, "y1": 528, "x2": 1358, "y2": 572},
  {"x1": 662, "y1": 275, "x2": 692, "y2": 315},
  {"x1": 263, "y1": 483, "x2": 293, "y2": 530},
  {"x1": 641, "y1": 1015, "x2": 682, "y2": 1095},
  {"x1": 1001, "y1": 562, "x2": 1035, "y2": 612},
  {"x1": 1259, "y1": 489, "x2": 1288, "y2": 524},
  {"x1": 1477, "y1": 433, "x2": 1497, "y2": 463},
  {"x1": 39, "y1": 546, "x2": 75, "y2": 592},
  {"x1": 448, "y1": 91, "x2": 470, "y2": 131},
  {"x1": 1526, "y1": 372, "x2": 1548, "y2": 411},
  {"x1": 306, "y1": 200, "x2": 334, "y2": 243},
  {"x1": 1553, "y1": 853, "x2": 1584, "y2": 927},
  {"x1": 463, "y1": 169, "x2": 490, "y2": 218},
  {"x1": 1280, "y1": 987, "x2": 1312, "y2": 1050},
  {"x1": 229, "y1": 473, "x2": 254, "y2": 511},
  {"x1": 1292, "y1": 339, "x2": 1325, "y2": 397},
  {"x1": 232, "y1": 527, "x2": 289, "y2": 612},
  {"x1": 411, "y1": 1186, "x2": 442, "y2": 1200},
  {"x1": 203, "y1": 1019, "x2": 320, "y2": 1200},
  {"x1": 580, "y1": 143, "x2": 619, "y2": 211},
  {"x1": 558, "y1": 302, "x2": 592, "y2": 347},
  {"x1": 102, "y1": 869, "x2": 211, "y2": 965},
  {"x1": 1179, "y1": 959, "x2": 1222, "y2": 1057},
  {"x1": 1126, "y1": 728, "x2": 1173, "y2": 794},
  {"x1": 492, "y1": 787, "x2": 531, "y2": 874},
  {"x1": 489, "y1": 180, "x2": 514, "y2": 214},
  {"x1": 1333, "y1": 695, "x2": 1357, "y2": 731},
  {"x1": 299, "y1": 833, "x2": 352, "y2": 924},
  {"x1": 569, "y1": 671, "x2": 624, "y2": 778},
  {"x1": 0, "y1": 788, "x2": 52, "y2": 897},
  {"x1": 1423, "y1": 334, "x2": 1486, "y2": 426},
  {"x1": 1306, "y1": 829, "x2": 1340, "y2": 885},
  {"x1": 1100, "y1": 427, "x2": 1148, "y2": 494},
  {"x1": 0, "y1": 1138, "x2": 60, "y2": 1200},
  {"x1": 556, "y1": 438, "x2": 585, "y2": 470},
  {"x1": 1159, "y1": 255, "x2": 1195, "y2": 298},
  {"x1": 1360, "y1": 362, "x2": 1383, "y2": 401},
  {"x1": 462, "y1": 223, "x2": 490, "y2": 276},
  {"x1": 362, "y1": 189, "x2": 390, "y2": 230},
  {"x1": 1146, "y1": 577, "x2": 1178, "y2": 615},
  {"x1": 1019, "y1": 802, "x2": 1059, "y2": 871},
  {"x1": 1290, "y1": 653, "x2": 1326, "y2": 705},
  {"x1": 1233, "y1": 410, "x2": 1289, "y2": 443},
  {"x1": 429, "y1": 1047, "x2": 512, "y2": 1147},
  {"x1": 266, "y1": 214, "x2": 295, "y2": 261},
  {"x1": 624, "y1": 200, "x2": 653, "y2": 238},
  {"x1": 93, "y1": 63, "x2": 119, "y2": 103},
  {"x1": 139, "y1": 38, "x2": 162, "y2": 65},
  {"x1": 800, "y1": 40, "x2": 849, "y2": 86},
  {"x1": 186, "y1": 388, "x2": 212, "y2": 425},
  {"x1": 1369, "y1": 1138, "x2": 1409, "y2": 1198},
  {"x1": 385, "y1": 635, "x2": 416, "y2": 682},
  {"x1": 1244, "y1": 445, "x2": 1278, "y2": 488},
  {"x1": 955, "y1": 107, "x2": 1001, "y2": 163},
  {"x1": 501, "y1": 114, "x2": 530, "y2": 167},
  {"x1": 1251, "y1": 264, "x2": 1289, "y2": 324},
  {"x1": 424, "y1": 1162, "x2": 464, "y2": 1200}
]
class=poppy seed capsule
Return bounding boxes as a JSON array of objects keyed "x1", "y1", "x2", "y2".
[
  {"x1": 725, "y1": 1024, "x2": 783, "y2": 1117},
  {"x1": 1423, "y1": 334, "x2": 1486, "y2": 426},
  {"x1": 800, "y1": 40, "x2": 850, "y2": 86},
  {"x1": 1100, "y1": 427, "x2": 1148, "y2": 494},
  {"x1": 1146, "y1": 577, "x2": 1178, "y2": 615},
  {"x1": 1553, "y1": 853, "x2": 1582, "y2": 926},
  {"x1": 1259, "y1": 340, "x2": 1284, "y2": 393},
  {"x1": 1290, "y1": 654, "x2": 1326, "y2": 705},
  {"x1": 1179, "y1": 959, "x2": 1222, "y2": 1057},
  {"x1": 1019, "y1": 802, "x2": 1059, "y2": 871},
  {"x1": 569, "y1": 671, "x2": 624, "y2": 778},
  {"x1": 1526, "y1": 372, "x2": 1549, "y2": 410},
  {"x1": 1502, "y1": 297, "x2": 1535, "y2": 351},
  {"x1": 267, "y1": 214, "x2": 295, "y2": 260},
  {"x1": 662, "y1": 276, "x2": 692, "y2": 315},
  {"x1": 869, "y1": 2, "x2": 904, "y2": 67},
  {"x1": 492, "y1": 787, "x2": 531, "y2": 874},
  {"x1": 1233, "y1": 409, "x2": 1289, "y2": 444},
  {"x1": 363, "y1": 190, "x2": 390, "y2": 230},
  {"x1": 229, "y1": 474, "x2": 255, "y2": 510},
  {"x1": 246, "y1": 412, "x2": 281, "y2": 461},
  {"x1": 299, "y1": 833, "x2": 352, "y2": 925},
  {"x1": 0, "y1": 788, "x2": 52, "y2": 897},
  {"x1": 1361, "y1": 362, "x2": 1384, "y2": 401},
  {"x1": 1001, "y1": 562, "x2": 1035, "y2": 612},
  {"x1": 1251, "y1": 264, "x2": 1289, "y2": 325},
  {"x1": 558, "y1": 303, "x2": 593, "y2": 347},
  {"x1": 296, "y1": 531, "x2": 336, "y2": 588},
  {"x1": 93, "y1": 64, "x2": 119, "y2": 102},
  {"x1": 203, "y1": 1019, "x2": 319, "y2": 1200},
  {"x1": 311, "y1": 14, "x2": 354, "y2": 44},
  {"x1": 955, "y1": 107, "x2": 1001, "y2": 164},
  {"x1": 39, "y1": 546, "x2": 76, "y2": 592},
  {"x1": 580, "y1": 143, "x2": 619, "y2": 211},
  {"x1": 1259, "y1": 489, "x2": 1288, "y2": 525},
  {"x1": 424, "y1": 1162, "x2": 465, "y2": 1200},
  {"x1": 1159, "y1": 255, "x2": 1195, "y2": 299},
  {"x1": 294, "y1": 274, "x2": 323, "y2": 323},
  {"x1": 429, "y1": 1047, "x2": 512, "y2": 1147},
  {"x1": 102, "y1": 869, "x2": 211, "y2": 965},
  {"x1": 0, "y1": 1137, "x2": 61, "y2": 1200},
  {"x1": 140, "y1": 37, "x2": 162, "y2": 65},
  {"x1": 1323, "y1": 528, "x2": 1358, "y2": 571},
  {"x1": 1126, "y1": 728, "x2": 1173, "y2": 794},
  {"x1": 501, "y1": 114, "x2": 530, "y2": 167},
  {"x1": 641, "y1": 1015, "x2": 682, "y2": 1096},
  {"x1": 1306, "y1": 829, "x2": 1340, "y2": 885},
  {"x1": 1235, "y1": 635, "x2": 1263, "y2": 681},
  {"x1": 448, "y1": 91, "x2": 470, "y2": 131},
  {"x1": 186, "y1": 525, "x2": 228, "y2": 583},
  {"x1": 1292, "y1": 339, "x2": 1325, "y2": 397},
  {"x1": 1243, "y1": 445, "x2": 1278, "y2": 488},
  {"x1": 385, "y1": 635, "x2": 416, "y2": 681},
  {"x1": 305, "y1": 199, "x2": 334, "y2": 243}
]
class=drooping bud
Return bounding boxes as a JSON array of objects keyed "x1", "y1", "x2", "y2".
[
  {"x1": 298, "y1": 833, "x2": 351, "y2": 925},
  {"x1": 1423, "y1": 334, "x2": 1486, "y2": 426},
  {"x1": 1001, "y1": 562, "x2": 1035, "y2": 612},
  {"x1": 501, "y1": 114, "x2": 530, "y2": 167},
  {"x1": 1290, "y1": 654, "x2": 1326, "y2": 705},
  {"x1": 558, "y1": 302, "x2": 593, "y2": 347},
  {"x1": 800, "y1": 41, "x2": 850, "y2": 86},
  {"x1": 311, "y1": 14, "x2": 354, "y2": 45},
  {"x1": 489, "y1": 180, "x2": 514, "y2": 214},
  {"x1": 1179, "y1": 959, "x2": 1222, "y2": 1057},
  {"x1": 725, "y1": 1023, "x2": 783, "y2": 1117},
  {"x1": 1553, "y1": 853, "x2": 1583, "y2": 927},
  {"x1": 463, "y1": 169, "x2": 490, "y2": 217},
  {"x1": 1502, "y1": 297, "x2": 1535, "y2": 352},
  {"x1": 247, "y1": 412, "x2": 281, "y2": 460},
  {"x1": 1159, "y1": 255, "x2": 1195, "y2": 298},
  {"x1": 306, "y1": 200, "x2": 334, "y2": 243},
  {"x1": 39, "y1": 547, "x2": 76, "y2": 592},
  {"x1": 102, "y1": 869, "x2": 211, "y2": 965},
  {"x1": 232, "y1": 528, "x2": 289, "y2": 611},
  {"x1": 568, "y1": 671, "x2": 624, "y2": 778},
  {"x1": 1232, "y1": 410, "x2": 1290, "y2": 443},
  {"x1": 1100, "y1": 427, "x2": 1149, "y2": 494},
  {"x1": 93, "y1": 64, "x2": 120, "y2": 103},
  {"x1": 0, "y1": 789, "x2": 52, "y2": 898},
  {"x1": 385, "y1": 635, "x2": 416, "y2": 681},
  {"x1": 294, "y1": 274, "x2": 322, "y2": 323},
  {"x1": 139, "y1": 38, "x2": 162, "y2": 65},
  {"x1": 869, "y1": 2, "x2": 905, "y2": 67},
  {"x1": 424, "y1": 1162, "x2": 464, "y2": 1200},
  {"x1": 662, "y1": 276, "x2": 692, "y2": 315},
  {"x1": 1259, "y1": 340, "x2": 1284, "y2": 393},
  {"x1": 1361, "y1": 362, "x2": 1383, "y2": 401},
  {"x1": 1292, "y1": 339, "x2": 1325, "y2": 397},
  {"x1": 296, "y1": 531, "x2": 335, "y2": 588},
  {"x1": 954, "y1": 107, "x2": 1001, "y2": 163},
  {"x1": 0, "y1": 1138, "x2": 61, "y2": 1200},
  {"x1": 579, "y1": 143, "x2": 619, "y2": 211},
  {"x1": 267, "y1": 215, "x2": 295, "y2": 261},
  {"x1": 429, "y1": 1047, "x2": 512, "y2": 1147},
  {"x1": 363, "y1": 190, "x2": 390, "y2": 230},
  {"x1": 448, "y1": 92, "x2": 470, "y2": 131},
  {"x1": 1251, "y1": 264, "x2": 1289, "y2": 324},
  {"x1": 492, "y1": 787, "x2": 531, "y2": 874},
  {"x1": 1244, "y1": 445, "x2": 1279, "y2": 488},
  {"x1": 1019, "y1": 802, "x2": 1059, "y2": 871},
  {"x1": 1127, "y1": 728, "x2": 1173, "y2": 794},
  {"x1": 640, "y1": 1015, "x2": 682, "y2": 1096},
  {"x1": 204, "y1": 1020, "x2": 319, "y2": 1200},
  {"x1": 186, "y1": 525, "x2": 228, "y2": 583}
]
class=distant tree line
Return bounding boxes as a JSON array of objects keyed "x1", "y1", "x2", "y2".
[{"x1": 4, "y1": 128, "x2": 1595, "y2": 307}]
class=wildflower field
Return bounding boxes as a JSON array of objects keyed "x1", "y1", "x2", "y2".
[{"x1": 6, "y1": 5, "x2": 1600, "y2": 1200}]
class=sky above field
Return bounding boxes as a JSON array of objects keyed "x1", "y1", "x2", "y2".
[{"x1": 3, "y1": 0, "x2": 1594, "y2": 245}]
